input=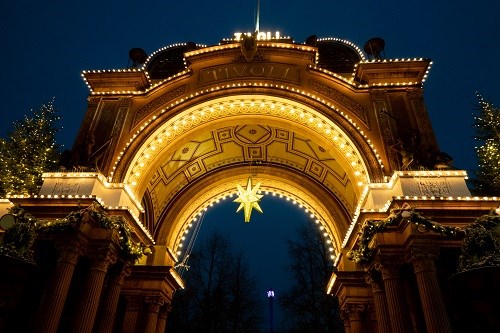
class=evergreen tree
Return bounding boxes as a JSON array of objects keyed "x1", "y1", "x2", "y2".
[
  {"x1": 0, "y1": 100, "x2": 61, "y2": 196},
  {"x1": 472, "y1": 94, "x2": 500, "y2": 195}
]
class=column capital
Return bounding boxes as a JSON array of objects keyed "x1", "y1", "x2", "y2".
[
  {"x1": 365, "y1": 270, "x2": 383, "y2": 293},
  {"x1": 109, "y1": 263, "x2": 131, "y2": 281},
  {"x1": 375, "y1": 254, "x2": 405, "y2": 280},
  {"x1": 145, "y1": 296, "x2": 166, "y2": 313},
  {"x1": 158, "y1": 302, "x2": 171, "y2": 320},
  {"x1": 89, "y1": 247, "x2": 118, "y2": 272},
  {"x1": 341, "y1": 303, "x2": 365, "y2": 321},
  {"x1": 409, "y1": 247, "x2": 439, "y2": 274},
  {"x1": 56, "y1": 242, "x2": 86, "y2": 264}
]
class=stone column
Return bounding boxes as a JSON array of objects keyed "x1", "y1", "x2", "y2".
[
  {"x1": 411, "y1": 250, "x2": 452, "y2": 333},
  {"x1": 71, "y1": 248, "x2": 117, "y2": 333},
  {"x1": 366, "y1": 304, "x2": 379, "y2": 333},
  {"x1": 144, "y1": 296, "x2": 165, "y2": 333},
  {"x1": 35, "y1": 244, "x2": 83, "y2": 333},
  {"x1": 155, "y1": 303, "x2": 171, "y2": 333},
  {"x1": 341, "y1": 304, "x2": 365, "y2": 333},
  {"x1": 377, "y1": 258, "x2": 413, "y2": 333},
  {"x1": 122, "y1": 295, "x2": 142, "y2": 333},
  {"x1": 365, "y1": 272, "x2": 391, "y2": 333},
  {"x1": 94, "y1": 265, "x2": 131, "y2": 333},
  {"x1": 340, "y1": 310, "x2": 351, "y2": 333}
]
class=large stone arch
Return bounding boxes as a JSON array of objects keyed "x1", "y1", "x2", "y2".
[
  {"x1": 112, "y1": 89, "x2": 384, "y2": 186},
  {"x1": 5, "y1": 36, "x2": 493, "y2": 333},
  {"x1": 107, "y1": 92, "x2": 385, "y2": 255}
]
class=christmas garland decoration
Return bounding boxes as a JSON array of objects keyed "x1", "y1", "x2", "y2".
[
  {"x1": 458, "y1": 212, "x2": 500, "y2": 272},
  {"x1": 347, "y1": 205, "x2": 463, "y2": 265},
  {"x1": 0, "y1": 206, "x2": 37, "y2": 263},
  {"x1": 0, "y1": 203, "x2": 147, "y2": 263}
]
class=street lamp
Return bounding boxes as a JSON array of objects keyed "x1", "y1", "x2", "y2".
[{"x1": 267, "y1": 288, "x2": 275, "y2": 333}]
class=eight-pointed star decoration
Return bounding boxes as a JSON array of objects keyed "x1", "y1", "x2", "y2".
[{"x1": 233, "y1": 177, "x2": 264, "y2": 222}]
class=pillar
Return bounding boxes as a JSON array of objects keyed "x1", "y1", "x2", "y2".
[
  {"x1": 144, "y1": 296, "x2": 165, "y2": 333},
  {"x1": 122, "y1": 295, "x2": 142, "y2": 333},
  {"x1": 71, "y1": 248, "x2": 117, "y2": 333},
  {"x1": 341, "y1": 304, "x2": 365, "y2": 333},
  {"x1": 94, "y1": 265, "x2": 131, "y2": 333},
  {"x1": 411, "y1": 249, "x2": 452, "y2": 333},
  {"x1": 365, "y1": 272, "x2": 391, "y2": 333},
  {"x1": 340, "y1": 310, "x2": 351, "y2": 333},
  {"x1": 155, "y1": 303, "x2": 171, "y2": 333},
  {"x1": 35, "y1": 244, "x2": 83, "y2": 333},
  {"x1": 366, "y1": 304, "x2": 379, "y2": 333},
  {"x1": 376, "y1": 257, "x2": 413, "y2": 333}
]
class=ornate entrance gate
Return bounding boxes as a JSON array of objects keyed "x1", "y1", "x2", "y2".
[{"x1": 2, "y1": 34, "x2": 498, "y2": 332}]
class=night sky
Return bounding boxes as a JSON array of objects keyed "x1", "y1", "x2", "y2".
[{"x1": 1, "y1": 0, "x2": 499, "y2": 327}]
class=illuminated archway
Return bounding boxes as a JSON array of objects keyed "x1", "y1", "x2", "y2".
[{"x1": 107, "y1": 93, "x2": 384, "y2": 259}]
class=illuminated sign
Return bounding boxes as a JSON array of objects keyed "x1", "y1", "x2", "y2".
[
  {"x1": 199, "y1": 63, "x2": 300, "y2": 86},
  {"x1": 234, "y1": 31, "x2": 281, "y2": 41}
]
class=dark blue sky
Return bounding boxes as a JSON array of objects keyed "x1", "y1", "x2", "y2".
[
  {"x1": 1, "y1": 0, "x2": 499, "y2": 327},
  {"x1": 187, "y1": 195, "x2": 308, "y2": 327},
  {"x1": 1, "y1": 0, "x2": 499, "y2": 171}
]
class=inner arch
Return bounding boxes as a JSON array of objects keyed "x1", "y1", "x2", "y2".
[
  {"x1": 155, "y1": 164, "x2": 351, "y2": 261},
  {"x1": 120, "y1": 94, "x2": 377, "y2": 200}
]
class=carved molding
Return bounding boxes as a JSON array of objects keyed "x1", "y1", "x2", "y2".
[
  {"x1": 375, "y1": 255, "x2": 405, "y2": 280},
  {"x1": 145, "y1": 296, "x2": 166, "y2": 313},
  {"x1": 158, "y1": 302, "x2": 172, "y2": 319},
  {"x1": 134, "y1": 85, "x2": 187, "y2": 126},
  {"x1": 310, "y1": 80, "x2": 367, "y2": 125},
  {"x1": 409, "y1": 247, "x2": 439, "y2": 274},
  {"x1": 365, "y1": 270, "x2": 384, "y2": 293},
  {"x1": 341, "y1": 303, "x2": 365, "y2": 321},
  {"x1": 56, "y1": 240, "x2": 87, "y2": 264},
  {"x1": 89, "y1": 247, "x2": 118, "y2": 272}
]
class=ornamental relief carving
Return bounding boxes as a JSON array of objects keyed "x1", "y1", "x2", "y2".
[
  {"x1": 98, "y1": 106, "x2": 128, "y2": 173},
  {"x1": 365, "y1": 71, "x2": 420, "y2": 79},
  {"x1": 87, "y1": 96, "x2": 101, "y2": 107},
  {"x1": 407, "y1": 88, "x2": 423, "y2": 99},
  {"x1": 399, "y1": 177, "x2": 452, "y2": 197},
  {"x1": 91, "y1": 81, "x2": 144, "y2": 88},
  {"x1": 51, "y1": 181, "x2": 84, "y2": 195},
  {"x1": 374, "y1": 100, "x2": 398, "y2": 171},
  {"x1": 310, "y1": 80, "x2": 367, "y2": 125},
  {"x1": 114, "y1": 88, "x2": 383, "y2": 185},
  {"x1": 147, "y1": 125, "x2": 355, "y2": 223},
  {"x1": 134, "y1": 85, "x2": 187, "y2": 127},
  {"x1": 417, "y1": 178, "x2": 451, "y2": 197}
]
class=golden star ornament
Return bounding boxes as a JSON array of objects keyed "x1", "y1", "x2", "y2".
[{"x1": 233, "y1": 177, "x2": 264, "y2": 222}]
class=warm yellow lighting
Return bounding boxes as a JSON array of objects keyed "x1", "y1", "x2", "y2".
[{"x1": 233, "y1": 177, "x2": 264, "y2": 222}]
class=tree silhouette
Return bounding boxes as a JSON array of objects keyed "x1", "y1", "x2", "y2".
[
  {"x1": 279, "y1": 222, "x2": 343, "y2": 333},
  {"x1": 168, "y1": 232, "x2": 263, "y2": 332}
]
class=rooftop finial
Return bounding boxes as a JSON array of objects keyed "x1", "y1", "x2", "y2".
[{"x1": 255, "y1": 0, "x2": 260, "y2": 32}]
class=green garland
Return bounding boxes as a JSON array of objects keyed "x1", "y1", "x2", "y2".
[
  {"x1": 1, "y1": 203, "x2": 146, "y2": 263},
  {"x1": 0, "y1": 206, "x2": 37, "y2": 263},
  {"x1": 458, "y1": 212, "x2": 500, "y2": 272},
  {"x1": 347, "y1": 208, "x2": 463, "y2": 265}
]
